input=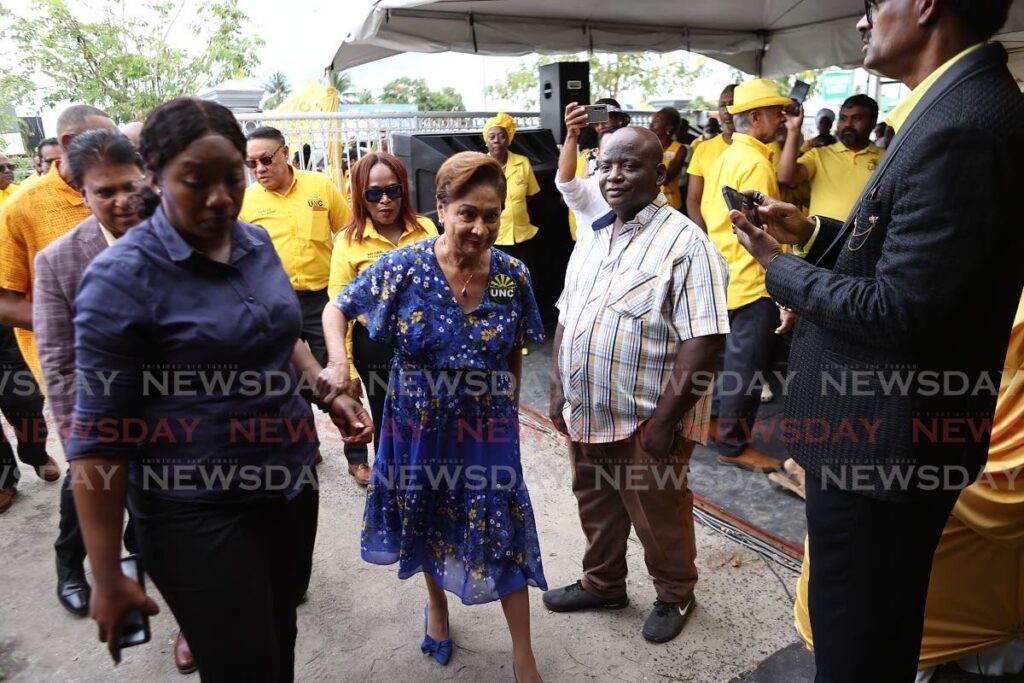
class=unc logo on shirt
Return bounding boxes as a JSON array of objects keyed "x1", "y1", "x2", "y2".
[
  {"x1": 489, "y1": 274, "x2": 516, "y2": 304},
  {"x1": 307, "y1": 196, "x2": 325, "y2": 209}
]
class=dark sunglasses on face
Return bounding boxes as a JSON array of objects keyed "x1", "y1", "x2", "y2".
[
  {"x1": 244, "y1": 144, "x2": 285, "y2": 170},
  {"x1": 364, "y1": 184, "x2": 403, "y2": 203},
  {"x1": 0, "y1": 164, "x2": 15, "y2": 172}
]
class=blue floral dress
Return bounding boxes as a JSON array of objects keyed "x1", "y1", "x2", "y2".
[{"x1": 338, "y1": 237, "x2": 547, "y2": 604}]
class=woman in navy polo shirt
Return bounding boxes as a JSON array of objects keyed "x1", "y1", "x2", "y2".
[{"x1": 67, "y1": 97, "x2": 371, "y2": 681}]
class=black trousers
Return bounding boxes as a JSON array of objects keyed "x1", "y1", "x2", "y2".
[
  {"x1": 129, "y1": 485, "x2": 319, "y2": 683},
  {"x1": 0, "y1": 325, "x2": 49, "y2": 490},
  {"x1": 804, "y1": 473, "x2": 960, "y2": 683},
  {"x1": 351, "y1": 322, "x2": 392, "y2": 454},
  {"x1": 714, "y1": 297, "x2": 779, "y2": 456},
  {"x1": 54, "y1": 472, "x2": 137, "y2": 579},
  {"x1": 296, "y1": 288, "x2": 329, "y2": 366}
]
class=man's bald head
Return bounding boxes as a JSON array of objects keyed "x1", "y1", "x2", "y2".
[
  {"x1": 598, "y1": 126, "x2": 667, "y2": 219},
  {"x1": 119, "y1": 122, "x2": 144, "y2": 151},
  {"x1": 56, "y1": 105, "x2": 115, "y2": 149}
]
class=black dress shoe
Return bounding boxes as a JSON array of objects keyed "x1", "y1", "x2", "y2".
[
  {"x1": 541, "y1": 580, "x2": 629, "y2": 612},
  {"x1": 57, "y1": 576, "x2": 91, "y2": 617},
  {"x1": 641, "y1": 595, "x2": 695, "y2": 643}
]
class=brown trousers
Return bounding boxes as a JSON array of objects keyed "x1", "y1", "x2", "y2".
[{"x1": 570, "y1": 433, "x2": 697, "y2": 603}]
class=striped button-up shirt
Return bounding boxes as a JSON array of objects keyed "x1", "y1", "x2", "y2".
[{"x1": 555, "y1": 194, "x2": 730, "y2": 444}]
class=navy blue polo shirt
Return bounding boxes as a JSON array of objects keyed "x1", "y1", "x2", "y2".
[{"x1": 67, "y1": 206, "x2": 318, "y2": 501}]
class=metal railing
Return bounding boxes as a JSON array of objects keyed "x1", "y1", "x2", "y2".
[{"x1": 234, "y1": 109, "x2": 653, "y2": 187}]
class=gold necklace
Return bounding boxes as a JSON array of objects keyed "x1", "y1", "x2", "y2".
[{"x1": 442, "y1": 237, "x2": 480, "y2": 298}]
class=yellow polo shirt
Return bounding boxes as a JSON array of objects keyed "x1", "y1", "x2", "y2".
[
  {"x1": 328, "y1": 215, "x2": 437, "y2": 378},
  {"x1": 0, "y1": 183, "x2": 20, "y2": 207},
  {"x1": 661, "y1": 140, "x2": 685, "y2": 210},
  {"x1": 497, "y1": 152, "x2": 540, "y2": 245},
  {"x1": 567, "y1": 150, "x2": 590, "y2": 241},
  {"x1": 687, "y1": 134, "x2": 730, "y2": 179},
  {"x1": 798, "y1": 143, "x2": 885, "y2": 222},
  {"x1": 0, "y1": 162, "x2": 91, "y2": 384},
  {"x1": 796, "y1": 42, "x2": 985, "y2": 257},
  {"x1": 701, "y1": 133, "x2": 781, "y2": 310},
  {"x1": 239, "y1": 168, "x2": 351, "y2": 292}
]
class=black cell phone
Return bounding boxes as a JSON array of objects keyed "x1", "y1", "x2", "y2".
[
  {"x1": 788, "y1": 80, "x2": 810, "y2": 106},
  {"x1": 721, "y1": 186, "x2": 762, "y2": 227},
  {"x1": 118, "y1": 554, "x2": 151, "y2": 649}
]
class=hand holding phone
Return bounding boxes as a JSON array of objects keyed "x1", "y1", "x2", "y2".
[
  {"x1": 786, "y1": 80, "x2": 810, "y2": 116},
  {"x1": 722, "y1": 186, "x2": 763, "y2": 227},
  {"x1": 118, "y1": 555, "x2": 152, "y2": 650}
]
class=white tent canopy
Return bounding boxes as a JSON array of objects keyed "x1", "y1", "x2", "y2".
[{"x1": 330, "y1": 0, "x2": 1024, "y2": 78}]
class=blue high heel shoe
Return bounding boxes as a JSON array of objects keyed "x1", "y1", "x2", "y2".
[{"x1": 421, "y1": 604, "x2": 453, "y2": 665}]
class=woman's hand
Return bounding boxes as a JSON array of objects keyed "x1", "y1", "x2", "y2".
[
  {"x1": 91, "y1": 573, "x2": 160, "y2": 665},
  {"x1": 326, "y1": 393, "x2": 374, "y2": 444},
  {"x1": 316, "y1": 361, "x2": 351, "y2": 403}
]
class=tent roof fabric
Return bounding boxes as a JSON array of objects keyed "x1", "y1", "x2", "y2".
[{"x1": 330, "y1": 0, "x2": 1024, "y2": 78}]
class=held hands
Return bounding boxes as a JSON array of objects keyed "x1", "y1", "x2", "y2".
[
  {"x1": 326, "y1": 393, "x2": 374, "y2": 444},
  {"x1": 564, "y1": 102, "x2": 589, "y2": 139},
  {"x1": 91, "y1": 573, "x2": 160, "y2": 665},
  {"x1": 316, "y1": 362, "x2": 360, "y2": 403}
]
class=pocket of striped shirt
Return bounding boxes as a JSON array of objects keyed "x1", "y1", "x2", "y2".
[{"x1": 608, "y1": 269, "x2": 658, "y2": 319}]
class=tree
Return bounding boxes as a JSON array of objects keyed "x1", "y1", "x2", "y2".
[
  {"x1": 379, "y1": 77, "x2": 464, "y2": 111},
  {"x1": 0, "y1": 0, "x2": 265, "y2": 123},
  {"x1": 263, "y1": 71, "x2": 291, "y2": 110}
]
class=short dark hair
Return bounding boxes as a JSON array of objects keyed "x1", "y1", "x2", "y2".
[
  {"x1": 36, "y1": 137, "x2": 59, "y2": 159},
  {"x1": 721, "y1": 83, "x2": 738, "y2": 97},
  {"x1": 655, "y1": 107, "x2": 682, "y2": 135},
  {"x1": 943, "y1": 0, "x2": 1012, "y2": 40},
  {"x1": 246, "y1": 126, "x2": 286, "y2": 145},
  {"x1": 841, "y1": 94, "x2": 880, "y2": 123},
  {"x1": 140, "y1": 98, "x2": 246, "y2": 177},
  {"x1": 67, "y1": 129, "x2": 141, "y2": 187}
]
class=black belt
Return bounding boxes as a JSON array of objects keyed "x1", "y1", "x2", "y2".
[{"x1": 295, "y1": 288, "x2": 328, "y2": 298}]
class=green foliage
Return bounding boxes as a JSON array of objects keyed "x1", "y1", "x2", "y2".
[
  {"x1": 729, "y1": 66, "x2": 831, "y2": 100},
  {"x1": 263, "y1": 71, "x2": 291, "y2": 110},
  {"x1": 379, "y1": 77, "x2": 465, "y2": 111},
  {"x1": 485, "y1": 52, "x2": 708, "y2": 109},
  {"x1": 0, "y1": 0, "x2": 265, "y2": 122}
]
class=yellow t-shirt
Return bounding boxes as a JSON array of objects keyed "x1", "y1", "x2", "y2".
[
  {"x1": 0, "y1": 163, "x2": 91, "y2": 384},
  {"x1": 239, "y1": 168, "x2": 352, "y2": 292},
  {"x1": 567, "y1": 150, "x2": 590, "y2": 242},
  {"x1": 686, "y1": 134, "x2": 730, "y2": 179},
  {"x1": 497, "y1": 152, "x2": 541, "y2": 245},
  {"x1": 0, "y1": 183, "x2": 20, "y2": 208},
  {"x1": 661, "y1": 140, "x2": 684, "y2": 210},
  {"x1": 328, "y1": 215, "x2": 437, "y2": 378},
  {"x1": 700, "y1": 133, "x2": 781, "y2": 310},
  {"x1": 798, "y1": 142, "x2": 885, "y2": 222},
  {"x1": 887, "y1": 42, "x2": 985, "y2": 133}
]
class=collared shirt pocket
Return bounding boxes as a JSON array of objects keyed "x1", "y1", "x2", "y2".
[
  {"x1": 302, "y1": 205, "x2": 332, "y2": 243},
  {"x1": 608, "y1": 268, "x2": 659, "y2": 319}
]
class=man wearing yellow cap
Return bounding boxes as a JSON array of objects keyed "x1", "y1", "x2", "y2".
[
  {"x1": 700, "y1": 79, "x2": 795, "y2": 473},
  {"x1": 484, "y1": 113, "x2": 541, "y2": 266}
]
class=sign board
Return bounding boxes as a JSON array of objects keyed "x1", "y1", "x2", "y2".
[{"x1": 820, "y1": 71, "x2": 855, "y2": 102}]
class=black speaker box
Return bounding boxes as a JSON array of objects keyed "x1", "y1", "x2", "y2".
[
  {"x1": 539, "y1": 61, "x2": 590, "y2": 142},
  {"x1": 391, "y1": 129, "x2": 572, "y2": 326}
]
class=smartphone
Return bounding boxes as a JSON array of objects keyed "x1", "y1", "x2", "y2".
[
  {"x1": 788, "y1": 80, "x2": 810, "y2": 106},
  {"x1": 581, "y1": 104, "x2": 609, "y2": 124},
  {"x1": 118, "y1": 554, "x2": 151, "y2": 649},
  {"x1": 721, "y1": 186, "x2": 762, "y2": 227}
]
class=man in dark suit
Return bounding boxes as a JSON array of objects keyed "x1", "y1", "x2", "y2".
[{"x1": 730, "y1": 2, "x2": 1023, "y2": 681}]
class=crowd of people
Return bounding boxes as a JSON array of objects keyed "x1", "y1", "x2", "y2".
[{"x1": 0, "y1": 1, "x2": 1021, "y2": 682}]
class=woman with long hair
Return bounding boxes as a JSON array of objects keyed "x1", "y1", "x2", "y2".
[{"x1": 326, "y1": 152, "x2": 437, "y2": 484}]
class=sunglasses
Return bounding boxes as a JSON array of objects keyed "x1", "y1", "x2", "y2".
[
  {"x1": 864, "y1": 0, "x2": 882, "y2": 24},
  {"x1": 244, "y1": 144, "x2": 285, "y2": 170},
  {"x1": 0, "y1": 164, "x2": 14, "y2": 172},
  {"x1": 364, "y1": 184, "x2": 403, "y2": 203}
]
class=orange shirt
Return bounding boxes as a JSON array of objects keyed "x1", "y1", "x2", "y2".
[{"x1": 0, "y1": 162, "x2": 91, "y2": 383}]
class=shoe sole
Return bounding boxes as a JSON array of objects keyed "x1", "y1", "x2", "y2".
[
  {"x1": 176, "y1": 664, "x2": 199, "y2": 675},
  {"x1": 642, "y1": 597, "x2": 696, "y2": 643},
  {"x1": 717, "y1": 455, "x2": 780, "y2": 473},
  {"x1": 543, "y1": 598, "x2": 629, "y2": 613}
]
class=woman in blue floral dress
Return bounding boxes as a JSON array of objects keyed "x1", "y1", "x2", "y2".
[{"x1": 321, "y1": 152, "x2": 547, "y2": 682}]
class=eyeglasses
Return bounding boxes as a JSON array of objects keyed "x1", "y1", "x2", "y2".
[
  {"x1": 364, "y1": 184, "x2": 403, "y2": 203},
  {"x1": 244, "y1": 144, "x2": 285, "y2": 170},
  {"x1": 864, "y1": 0, "x2": 882, "y2": 24},
  {"x1": 0, "y1": 164, "x2": 14, "y2": 172}
]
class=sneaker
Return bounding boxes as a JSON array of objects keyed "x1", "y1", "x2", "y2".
[
  {"x1": 542, "y1": 580, "x2": 629, "y2": 612},
  {"x1": 642, "y1": 595, "x2": 695, "y2": 643}
]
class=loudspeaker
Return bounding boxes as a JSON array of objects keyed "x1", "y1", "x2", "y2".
[
  {"x1": 539, "y1": 62, "x2": 590, "y2": 143},
  {"x1": 391, "y1": 129, "x2": 572, "y2": 326}
]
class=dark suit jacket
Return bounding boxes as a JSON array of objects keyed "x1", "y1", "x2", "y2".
[
  {"x1": 767, "y1": 43, "x2": 1024, "y2": 500},
  {"x1": 33, "y1": 215, "x2": 108, "y2": 445}
]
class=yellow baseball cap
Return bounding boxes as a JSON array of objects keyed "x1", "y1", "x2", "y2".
[{"x1": 727, "y1": 79, "x2": 793, "y2": 115}]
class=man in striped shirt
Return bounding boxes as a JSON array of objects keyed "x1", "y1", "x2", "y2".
[{"x1": 542, "y1": 127, "x2": 730, "y2": 644}]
